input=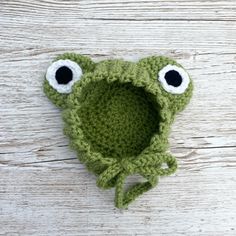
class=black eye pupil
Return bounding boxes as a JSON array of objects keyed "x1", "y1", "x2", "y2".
[
  {"x1": 164, "y1": 70, "x2": 182, "y2": 87},
  {"x1": 55, "y1": 66, "x2": 73, "y2": 84}
]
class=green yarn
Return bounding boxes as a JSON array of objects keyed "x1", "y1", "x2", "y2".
[{"x1": 43, "y1": 53, "x2": 193, "y2": 209}]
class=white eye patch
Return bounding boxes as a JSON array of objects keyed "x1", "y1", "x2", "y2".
[
  {"x1": 46, "y1": 59, "x2": 83, "y2": 94},
  {"x1": 158, "y1": 65, "x2": 190, "y2": 94}
]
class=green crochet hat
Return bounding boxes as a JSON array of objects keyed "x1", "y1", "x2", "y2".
[{"x1": 44, "y1": 53, "x2": 193, "y2": 209}]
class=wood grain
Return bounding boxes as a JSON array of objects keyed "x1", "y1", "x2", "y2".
[{"x1": 0, "y1": 1, "x2": 236, "y2": 235}]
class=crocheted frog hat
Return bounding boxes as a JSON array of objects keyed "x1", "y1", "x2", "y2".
[{"x1": 44, "y1": 53, "x2": 193, "y2": 209}]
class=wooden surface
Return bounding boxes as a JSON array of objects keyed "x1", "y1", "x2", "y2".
[{"x1": 1, "y1": 1, "x2": 236, "y2": 235}]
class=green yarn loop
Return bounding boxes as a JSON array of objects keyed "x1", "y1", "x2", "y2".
[
  {"x1": 43, "y1": 53, "x2": 193, "y2": 209},
  {"x1": 96, "y1": 153, "x2": 177, "y2": 208}
]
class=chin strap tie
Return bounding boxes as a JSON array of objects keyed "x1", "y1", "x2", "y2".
[{"x1": 96, "y1": 153, "x2": 177, "y2": 209}]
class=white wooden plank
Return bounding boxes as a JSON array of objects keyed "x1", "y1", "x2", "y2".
[
  {"x1": 1, "y1": 0, "x2": 236, "y2": 21},
  {"x1": 0, "y1": 19, "x2": 236, "y2": 52},
  {"x1": 1, "y1": 161, "x2": 236, "y2": 235}
]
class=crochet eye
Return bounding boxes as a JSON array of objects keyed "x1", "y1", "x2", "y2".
[
  {"x1": 158, "y1": 65, "x2": 190, "y2": 94},
  {"x1": 46, "y1": 59, "x2": 82, "y2": 94}
]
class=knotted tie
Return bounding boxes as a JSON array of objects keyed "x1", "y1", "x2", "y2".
[{"x1": 96, "y1": 152, "x2": 177, "y2": 208}]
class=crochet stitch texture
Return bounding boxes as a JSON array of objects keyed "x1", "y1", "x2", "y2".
[{"x1": 44, "y1": 53, "x2": 193, "y2": 209}]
